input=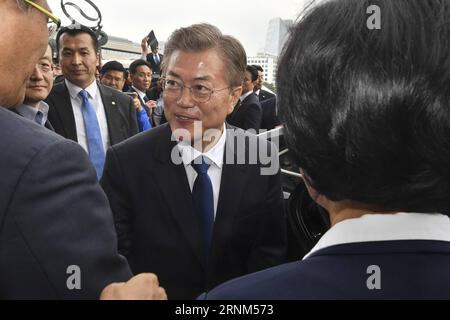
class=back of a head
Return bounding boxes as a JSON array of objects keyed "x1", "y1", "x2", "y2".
[
  {"x1": 162, "y1": 23, "x2": 247, "y2": 88},
  {"x1": 278, "y1": 0, "x2": 450, "y2": 213}
]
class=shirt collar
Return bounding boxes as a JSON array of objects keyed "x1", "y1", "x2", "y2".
[
  {"x1": 65, "y1": 79, "x2": 98, "y2": 100},
  {"x1": 254, "y1": 89, "x2": 261, "y2": 96},
  {"x1": 240, "y1": 91, "x2": 253, "y2": 102},
  {"x1": 177, "y1": 124, "x2": 227, "y2": 169},
  {"x1": 304, "y1": 212, "x2": 450, "y2": 259}
]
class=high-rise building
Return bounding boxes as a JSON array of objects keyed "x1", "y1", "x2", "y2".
[
  {"x1": 264, "y1": 18, "x2": 293, "y2": 57},
  {"x1": 247, "y1": 54, "x2": 277, "y2": 85}
]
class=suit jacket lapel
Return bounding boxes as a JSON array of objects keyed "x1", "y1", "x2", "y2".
[
  {"x1": 56, "y1": 83, "x2": 78, "y2": 141},
  {"x1": 152, "y1": 125, "x2": 205, "y2": 268},
  {"x1": 212, "y1": 127, "x2": 250, "y2": 252}
]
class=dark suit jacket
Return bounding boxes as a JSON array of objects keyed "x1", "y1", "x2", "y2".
[
  {"x1": 146, "y1": 53, "x2": 164, "y2": 75},
  {"x1": 260, "y1": 96, "x2": 280, "y2": 130},
  {"x1": 100, "y1": 124, "x2": 286, "y2": 299},
  {"x1": 258, "y1": 89, "x2": 275, "y2": 102},
  {"x1": 46, "y1": 81, "x2": 138, "y2": 145},
  {"x1": 227, "y1": 93, "x2": 262, "y2": 131},
  {"x1": 202, "y1": 240, "x2": 450, "y2": 299},
  {"x1": 0, "y1": 107, "x2": 131, "y2": 299}
]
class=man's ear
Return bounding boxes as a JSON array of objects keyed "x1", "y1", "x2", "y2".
[{"x1": 300, "y1": 169, "x2": 320, "y2": 202}]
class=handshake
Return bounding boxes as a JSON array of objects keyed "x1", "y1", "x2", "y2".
[{"x1": 100, "y1": 273, "x2": 167, "y2": 300}]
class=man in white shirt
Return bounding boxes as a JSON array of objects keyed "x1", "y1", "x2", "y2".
[{"x1": 46, "y1": 25, "x2": 138, "y2": 178}]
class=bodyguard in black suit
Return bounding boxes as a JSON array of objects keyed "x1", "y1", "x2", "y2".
[
  {"x1": 101, "y1": 24, "x2": 286, "y2": 299},
  {"x1": 252, "y1": 65, "x2": 276, "y2": 102},
  {"x1": 46, "y1": 25, "x2": 138, "y2": 178},
  {"x1": 227, "y1": 66, "x2": 262, "y2": 131}
]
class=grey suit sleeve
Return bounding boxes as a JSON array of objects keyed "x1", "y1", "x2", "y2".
[
  {"x1": 246, "y1": 141, "x2": 287, "y2": 271},
  {"x1": 9, "y1": 139, "x2": 132, "y2": 299},
  {"x1": 100, "y1": 147, "x2": 133, "y2": 258}
]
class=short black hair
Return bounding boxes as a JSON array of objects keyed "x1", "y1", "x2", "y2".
[
  {"x1": 246, "y1": 65, "x2": 258, "y2": 82},
  {"x1": 101, "y1": 61, "x2": 127, "y2": 79},
  {"x1": 252, "y1": 65, "x2": 263, "y2": 73},
  {"x1": 129, "y1": 59, "x2": 152, "y2": 75},
  {"x1": 56, "y1": 24, "x2": 99, "y2": 53},
  {"x1": 278, "y1": 0, "x2": 450, "y2": 213}
]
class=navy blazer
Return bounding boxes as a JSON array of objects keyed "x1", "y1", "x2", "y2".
[
  {"x1": 202, "y1": 240, "x2": 450, "y2": 299},
  {"x1": 100, "y1": 123, "x2": 287, "y2": 299},
  {"x1": 46, "y1": 81, "x2": 138, "y2": 145},
  {"x1": 0, "y1": 108, "x2": 131, "y2": 299}
]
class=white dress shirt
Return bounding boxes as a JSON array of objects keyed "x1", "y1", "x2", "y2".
[
  {"x1": 65, "y1": 79, "x2": 110, "y2": 155},
  {"x1": 304, "y1": 212, "x2": 450, "y2": 259},
  {"x1": 239, "y1": 91, "x2": 254, "y2": 103},
  {"x1": 177, "y1": 124, "x2": 227, "y2": 219}
]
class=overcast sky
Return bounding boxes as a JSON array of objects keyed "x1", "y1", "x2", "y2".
[{"x1": 47, "y1": 0, "x2": 313, "y2": 55}]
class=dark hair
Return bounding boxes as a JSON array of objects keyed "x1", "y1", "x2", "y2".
[
  {"x1": 278, "y1": 0, "x2": 450, "y2": 213},
  {"x1": 246, "y1": 65, "x2": 258, "y2": 82},
  {"x1": 129, "y1": 59, "x2": 152, "y2": 75},
  {"x1": 56, "y1": 24, "x2": 99, "y2": 53},
  {"x1": 101, "y1": 60, "x2": 127, "y2": 79},
  {"x1": 162, "y1": 23, "x2": 247, "y2": 88},
  {"x1": 252, "y1": 65, "x2": 263, "y2": 73}
]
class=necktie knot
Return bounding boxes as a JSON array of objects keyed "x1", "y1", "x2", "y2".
[
  {"x1": 79, "y1": 89, "x2": 89, "y2": 100},
  {"x1": 192, "y1": 156, "x2": 211, "y2": 175}
]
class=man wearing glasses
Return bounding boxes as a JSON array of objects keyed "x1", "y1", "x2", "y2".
[
  {"x1": 12, "y1": 44, "x2": 55, "y2": 130},
  {"x1": 0, "y1": 0, "x2": 166, "y2": 299},
  {"x1": 100, "y1": 23, "x2": 286, "y2": 299}
]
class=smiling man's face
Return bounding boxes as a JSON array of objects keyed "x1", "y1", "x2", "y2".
[{"x1": 163, "y1": 48, "x2": 241, "y2": 145}]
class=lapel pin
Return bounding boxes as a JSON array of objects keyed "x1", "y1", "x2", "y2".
[{"x1": 112, "y1": 101, "x2": 117, "y2": 106}]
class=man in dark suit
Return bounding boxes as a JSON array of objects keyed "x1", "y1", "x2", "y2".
[
  {"x1": 0, "y1": 0, "x2": 165, "y2": 299},
  {"x1": 46, "y1": 25, "x2": 138, "y2": 179},
  {"x1": 203, "y1": 0, "x2": 450, "y2": 299},
  {"x1": 101, "y1": 23, "x2": 286, "y2": 299},
  {"x1": 252, "y1": 65, "x2": 275, "y2": 102},
  {"x1": 227, "y1": 65, "x2": 262, "y2": 131}
]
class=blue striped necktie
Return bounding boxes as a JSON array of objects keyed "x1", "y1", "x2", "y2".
[
  {"x1": 79, "y1": 89, "x2": 105, "y2": 179},
  {"x1": 191, "y1": 156, "x2": 214, "y2": 260}
]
